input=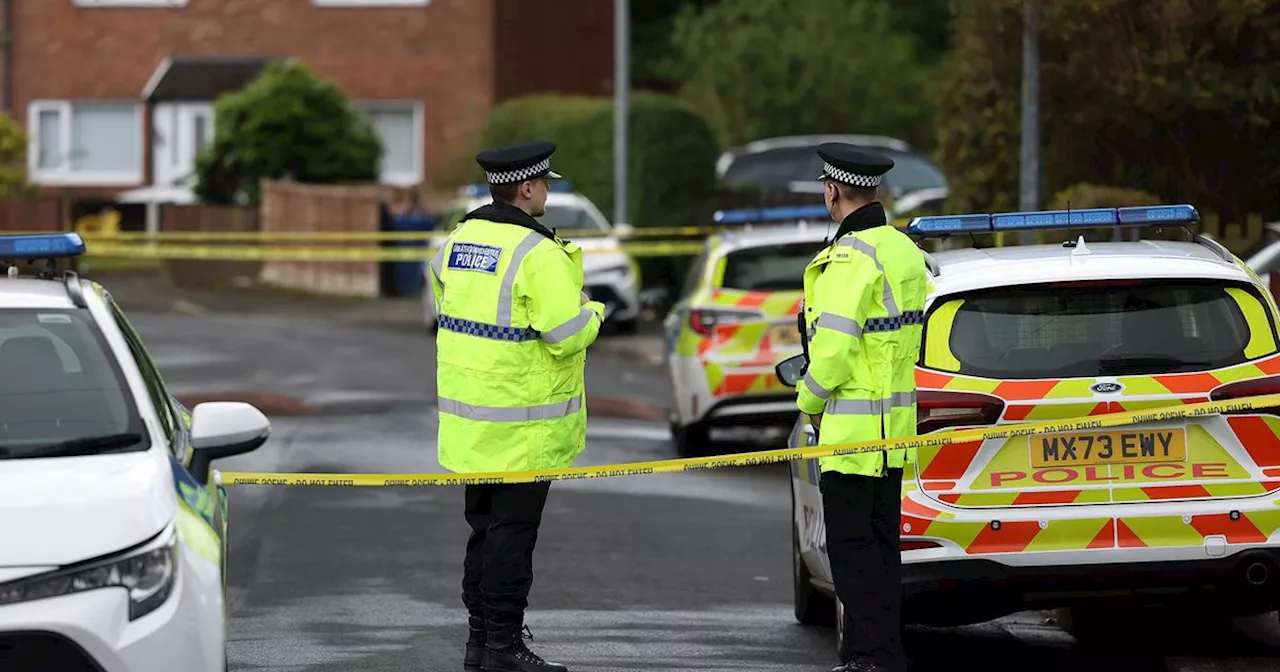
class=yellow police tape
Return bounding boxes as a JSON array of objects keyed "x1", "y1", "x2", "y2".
[
  {"x1": 84, "y1": 241, "x2": 706, "y2": 261},
  {"x1": 75, "y1": 218, "x2": 906, "y2": 243},
  {"x1": 218, "y1": 392, "x2": 1280, "y2": 487}
]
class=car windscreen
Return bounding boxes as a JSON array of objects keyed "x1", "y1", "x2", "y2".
[
  {"x1": 0, "y1": 309, "x2": 147, "y2": 459},
  {"x1": 877, "y1": 150, "x2": 948, "y2": 193},
  {"x1": 720, "y1": 242, "x2": 825, "y2": 292},
  {"x1": 937, "y1": 280, "x2": 1272, "y2": 379},
  {"x1": 720, "y1": 147, "x2": 817, "y2": 190},
  {"x1": 540, "y1": 204, "x2": 607, "y2": 232}
]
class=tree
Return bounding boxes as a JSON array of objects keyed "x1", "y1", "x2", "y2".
[
  {"x1": 934, "y1": 0, "x2": 1280, "y2": 221},
  {"x1": 0, "y1": 113, "x2": 33, "y2": 197},
  {"x1": 667, "y1": 0, "x2": 935, "y2": 149},
  {"x1": 193, "y1": 59, "x2": 382, "y2": 206}
]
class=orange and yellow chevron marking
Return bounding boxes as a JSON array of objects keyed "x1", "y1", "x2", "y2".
[
  {"x1": 1227, "y1": 416, "x2": 1280, "y2": 468},
  {"x1": 907, "y1": 503, "x2": 1280, "y2": 555}
]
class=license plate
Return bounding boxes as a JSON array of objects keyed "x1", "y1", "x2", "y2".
[
  {"x1": 769, "y1": 324, "x2": 801, "y2": 347},
  {"x1": 1030, "y1": 428, "x2": 1186, "y2": 468}
]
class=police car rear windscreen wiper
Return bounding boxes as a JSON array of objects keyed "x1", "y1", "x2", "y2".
[
  {"x1": 0, "y1": 432, "x2": 145, "y2": 459},
  {"x1": 1097, "y1": 354, "x2": 1210, "y2": 374}
]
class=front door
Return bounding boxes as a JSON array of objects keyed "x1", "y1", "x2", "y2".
[{"x1": 152, "y1": 102, "x2": 214, "y2": 188}]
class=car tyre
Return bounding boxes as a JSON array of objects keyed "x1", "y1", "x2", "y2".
[
  {"x1": 791, "y1": 487, "x2": 835, "y2": 626},
  {"x1": 671, "y1": 420, "x2": 708, "y2": 457}
]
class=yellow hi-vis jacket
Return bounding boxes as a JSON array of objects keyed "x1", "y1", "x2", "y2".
[
  {"x1": 796, "y1": 213, "x2": 929, "y2": 477},
  {"x1": 428, "y1": 202, "x2": 606, "y2": 474}
]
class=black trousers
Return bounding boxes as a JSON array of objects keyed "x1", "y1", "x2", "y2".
[
  {"x1": 462, "y1": 481, "x2": 552, "y2": 626},
  {"x1": 820, "y1": 468, "x2": 905, "y2": 669}
]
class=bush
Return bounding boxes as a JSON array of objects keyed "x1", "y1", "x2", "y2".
[
  {"x1": 1047, "y1": 183, "x2": 1163, "y2": 210},
  {"x1": 475, "y1": 93, "x2": 721, "y2": 290},
  {"x1": 667, "y1": 0, "x2": 935, "y2": 149},
  {"x1": 0, "y1": 113, "x2": 33, "y2": 197},
  {"x1": 194, "y1": 59, "x2": 382, "y2": 206}
]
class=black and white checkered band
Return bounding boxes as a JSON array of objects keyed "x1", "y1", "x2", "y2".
[
  {"x1": 485, "y1": 158, "x2": 551, "y2": 184},
  {"x1": 822, "y1": 161, "x2": 883, "y2": 188}
]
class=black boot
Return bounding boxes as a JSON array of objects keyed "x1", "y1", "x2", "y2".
[
  {"x1": 481, "y1": 620, "x2": 568, "y2": 672},
  {"x1": 464, "y1": 615, "x2": 486, "y2": 671}
]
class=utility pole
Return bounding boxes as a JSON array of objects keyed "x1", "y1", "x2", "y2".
[
  {"x1": 613, "y1": 0, "x2": 630, "y2": 227},
  {"x1": 1018, "y1": 0, "x2": 1040, "y2": 244}
]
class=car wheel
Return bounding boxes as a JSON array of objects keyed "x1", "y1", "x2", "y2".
[
  {"x1": 671, "y1": 420, "x2": 708, "y2": 457},
  {"x1": 614, "y1": 317, "x2": 639, "y2": 334},
  {"x1": 792, "y1": 487, "x2": 835, "y2": 626}
]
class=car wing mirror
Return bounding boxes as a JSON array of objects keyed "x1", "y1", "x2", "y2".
[
  {"x1": 774, "y1": 353, "x2": 807, "y2": 387},
  {"x1": 188, "y1": 401, "x2": 271, "y2": 482}
]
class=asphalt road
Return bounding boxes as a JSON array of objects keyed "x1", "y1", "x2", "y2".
[{"x1": 123, "y1": 308, "x2": 1280, "y2": 672}]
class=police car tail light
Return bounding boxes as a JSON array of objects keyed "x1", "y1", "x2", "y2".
[
  {"x1": 1209, "y1": 375, "x2": 1280, "y2": 415},
  {"x1": 900, "y1": 540, "x2": 942, "y2": 551},
  {"x1": 916, "y1": 390, "x2": 1005, "y2": 434},
  {"x1": 0, "y1": 522, "x2": 177, "y2": 620},
  {"x1": 688, "y1": 308, "x2": 760, "y2": 337}
]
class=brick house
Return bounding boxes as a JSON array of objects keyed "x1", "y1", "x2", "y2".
[{"x1": 2, "y1": 0, "x2": 615, "y2": 222}]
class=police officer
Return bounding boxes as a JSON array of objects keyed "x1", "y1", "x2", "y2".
[
  {"x1": 428, "y1": 140, "x2": 606, "y2": 672},
  {"x1": 794, "y1": 143, "x2": 928, "y2": 672}
]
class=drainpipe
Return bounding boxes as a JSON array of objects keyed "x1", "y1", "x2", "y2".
[{"x1": 2, "y1": 0, "x2": 11, "y2": 114}]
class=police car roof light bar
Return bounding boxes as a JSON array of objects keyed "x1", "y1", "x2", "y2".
[
  {"x1": 906, "y1": 204, "x2": 1200, "y2": 237},
  {"x1": 713, "y1": 204, "x2": 831, "y2": 225},
  {"x1": 0, "y1": 233, "x2": 86, "y2": 260}
]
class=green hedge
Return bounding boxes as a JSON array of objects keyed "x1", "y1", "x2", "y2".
[{"x1": 475, "y1": 93, "x2": 720, "y2": 290}]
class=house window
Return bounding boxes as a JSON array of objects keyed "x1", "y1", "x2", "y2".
[
  {"x1": 354, "y1": 102, "x2": 423, "y2": 186},
  {"x1": 73, "y1": 0, "x2": 191, "y2": 7},
  {"x1": 312, "y1": 0, "x2": 429, "y2": 6},
  {"x1": 28, "y1": 101, "x2": 143, "y2": 186}
]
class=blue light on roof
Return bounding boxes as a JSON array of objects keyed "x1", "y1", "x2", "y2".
[
  {"x1": 0, "y1": 233, "x2": 85, "y2": 260},
  {"x1": 713, "y1": 204, "x2": 830, "y2": 225},
  {"x1": 991, "y1": 207, "x2": 1117, "y2": 230},
  {"x1": 1116, "y1": 204, "x2": 1199, "y2": 224},
  {"x1": 906, "y1": 204, "x2": 1200, "y2": 237},
  {"x1": 904, "y1": 214, "x2": 991, "y2": 235}
]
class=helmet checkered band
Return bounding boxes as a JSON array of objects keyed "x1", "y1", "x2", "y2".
[
  {"x1": 822, "y1": 161, "x2": 883, "y2": 188},
  {"x1": 486, "y1": 158, "x2": 551, "y2": 185}
]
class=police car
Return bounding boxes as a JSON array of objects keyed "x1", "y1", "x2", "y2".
[
  {"x1": 423, "y1": 183, "x2": 642, "y2": 332},
  {"x1": 662, "y1": 206, "x2": 834, "y2": 454},
  {"x1": 0, "y1": 234, "x2": 270, "y2": 672},
  {"x1": 775, "y1": 205, "x2": 1280, "y2": 650}
]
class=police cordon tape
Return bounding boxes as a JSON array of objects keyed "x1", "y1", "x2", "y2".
[
  {"x1": 217, "y1": 392, "x2": 1280, "y2": 487},
  {"x1": 72, "y1": 217, "x2": 916, "y2": 242},
  {"x1": 82, "y1": 241, "x2": 706, "y2": 261}
]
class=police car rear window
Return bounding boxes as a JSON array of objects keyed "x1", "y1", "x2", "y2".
[
  {"x1": 934, "y1": 280, "x2": 1275, "y2": 379},
  {"x1": 720, "y1": 242, "x2": 824, "y2": 291},
  {"x1": 0, "y1": 309, "x2": 146, "y2": 459}
]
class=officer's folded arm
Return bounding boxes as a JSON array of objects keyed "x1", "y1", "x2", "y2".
[
  {"x1": 795, "y1": 262, "x2": 877, "y2": 421},
  {"x1": 522, "y1": 247, "x2": 605, "y2": 358}
]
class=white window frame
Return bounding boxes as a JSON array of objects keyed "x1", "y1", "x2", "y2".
[
  {"x1": 27, "y1": 100, "x2": 145, "y2": 187},
  {"x1": 312, "y1": 0, "x2": 428, "y2": 6},
  {"x1": 73, "y1": 0, "x2": 191, "y2": 7},
  {"x1": 353, "y1": 100, "x2": 424, "y2": 187}
]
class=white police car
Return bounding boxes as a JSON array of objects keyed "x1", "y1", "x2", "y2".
[
  {"x1": 0, "y1": 234, "x2": 270, "y2": 672},
  {"x1": 776, "y1": 205, "x2": 1280, "y2": 650},
  {"x1": 423, "y1": 183, "x2": 642, "y2": 332}
]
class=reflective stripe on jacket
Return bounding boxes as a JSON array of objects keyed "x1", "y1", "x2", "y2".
[
  {"x1": 428, "y1": 202, "x2": 606, "y2": 473},
  {"x1": 796, "y1": 223, "x2": 929, "y2": 477}
]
